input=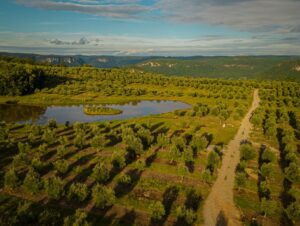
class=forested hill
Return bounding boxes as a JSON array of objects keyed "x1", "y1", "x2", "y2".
[
  {"x1": 1, "y1": 53, "x2": 300, "y2": 81},
  {"x1": 135, "y1": 56, "x2": 300, "y2": 81},
  {"x1": 0, "y1": 52, "x2": 157, "y2": 68}
]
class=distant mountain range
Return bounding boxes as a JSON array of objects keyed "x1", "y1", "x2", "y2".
[{"x1": 1, "y1": 52, "x2": 300, "y2": 81}]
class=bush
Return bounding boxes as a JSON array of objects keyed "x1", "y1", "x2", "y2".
[
  {"x1": 92, "y1": 184, "x2": 115, "y2": 209},
  {"x1": 149, "y1": 201, "x2": 165, "y2": 221},
  {"x1": 156, "y1": 133, "x2": 169, "y2": 148},
  {"x1": 240, "y1": 144, "x2": 256, "y2": 161},
  {"x1": 67, "y1": 183, "x2": 89, "y2": 202},
  {"x1": 43, "y1": 176, "x2": 64, "y2": 200},
  {"x1": 74, "y1": 135, "x2": 85, "y2": 149}
]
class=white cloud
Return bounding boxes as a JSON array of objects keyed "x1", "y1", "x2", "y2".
[
  {"x1": 16, "y1": 0, "x2": 151, "y2": 19},
  {"x1": 1, "y1": 31, "x2": 300, "y2": 55},
  {"x1": 157, "y1": 0, "x2": 300, "y2": 33}
]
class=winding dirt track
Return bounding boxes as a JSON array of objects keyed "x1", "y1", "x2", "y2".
[{"x1": 203, "y1": 89, "x2": 260, "y2": 226}]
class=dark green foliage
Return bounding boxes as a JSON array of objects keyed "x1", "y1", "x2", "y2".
[
  {"x1": 92, "y1": 184, "x2": 115, "y2": 209},
  {"x1": 0, "y1": 62, "x2": 44, "y2": 95}
]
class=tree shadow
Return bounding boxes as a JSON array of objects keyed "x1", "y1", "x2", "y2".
[
  {"x1": 216, "y1": 211, "x2": 228, "y2": 226},
  {"x1": 117, "y1": 209, "x2": 136, "y2": 226},
  {"x1": 114, "y1": 169, "x2": 143, "y2": 198}
]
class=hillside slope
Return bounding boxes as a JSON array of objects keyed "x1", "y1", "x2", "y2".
[{"x1": 135, "y1": 56, "x2": 300, "y2": 80}]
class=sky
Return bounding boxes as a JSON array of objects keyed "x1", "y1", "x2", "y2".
[{"x1": 0, "y1": 0, "x2": 300, "y2": 56}]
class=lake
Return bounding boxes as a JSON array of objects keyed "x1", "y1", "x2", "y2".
[{"x1": 0, "y1": 100, "x2": 190, "y2": 124}]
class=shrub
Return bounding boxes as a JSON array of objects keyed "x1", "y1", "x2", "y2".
[
  {"x1": 149, "y1": 201, "x2": 165, "y2": 221},
  {"x1": 74, "y1": 135, "x2": 85, "y2": 149},
  {"x1": 156, "y1": 133, "x2": 169, "y2": 148},
  {"x1": 92, "y1": 184, "x2": 115, "y2": 209}
]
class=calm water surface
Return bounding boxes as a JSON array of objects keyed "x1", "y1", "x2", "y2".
[{"x1": 0, "y1": 100, "x2": 190, "y2": 124}]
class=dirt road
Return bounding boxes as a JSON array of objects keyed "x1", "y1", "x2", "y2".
[{"x1": 203, "y1": 89, "x2": 260, "y2": 226}]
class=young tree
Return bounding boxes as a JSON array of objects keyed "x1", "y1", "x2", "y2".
[
  {"x1": 91, "y1": 134, "x2": 105, "y2": 151},
  {"x1": 261, "y1": 148, "x2": 276, "y2": 163},
  {"x1": 23, "y1": 168, "x2": 41, "y2": 194},
  {"x1": 63, "y1": 209, "x2": 90, "y2": 226},
  {"x1": 74, "y1": 135, "x2": 85, "y2": 149},
  {"x1": 285, "y1": 202, "x2": 300, "y2": 223},
  {"x1": 92, "y1": 162, "x2": 110, "y2": 183},
  {"x1": 4, "y1": 167, "x2": 19, "y2": 189},
  {"x1": 67, "y1": 183, "x2": 89, "y2": 202},
  {"x1": 149, "y1": 201, "x2": 165, "y2": 221},
  {"x1": 54, "y1": 159, "x2": 69, "y2": 174},
  {"x1": 207, "y1": 151, "x2": 220, "y2": 173},
  {"x1": 284, "y1": 163, "x2": 300, "y2": 183},
  {"x1": 111, "y1": 151, "x2": 126, "y2": 169},
  {"x1": 260, "y1": 163, "x2": 274, "y2": 180},
  {"x1": 57, "y1": 145, "x2": 67, "y2": 157},
  {"x1": 240, "y1": 144, "x2": 256, "y2": 161},
  {"x1": 260, "y1": 198, "x2": 277, "y2": 217},
  {"x1": 43, "y1": 176, "x2": 64, "y2": 200},
  {"x1": 235, "y1": 172, "x2": 247, "y2": 190},
  {"x1": 156, "y1": 133, "x2": 169, "y2": 148},
  {"x1": 92, "y1": 184, "x2": 115, "y2": 209}
]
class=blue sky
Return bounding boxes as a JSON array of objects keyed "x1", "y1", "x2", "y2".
[{"x1": 0, "y1": 0, "x2": 300, "y2": 56}]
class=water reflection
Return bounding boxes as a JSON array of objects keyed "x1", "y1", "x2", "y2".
[{"x1": 0, "y1": 100, "x2": 190, "y2": 124}]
